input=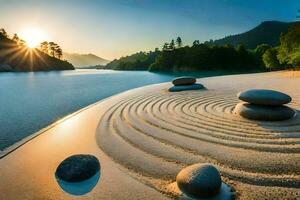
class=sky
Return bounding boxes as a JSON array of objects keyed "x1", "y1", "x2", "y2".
[{"x1": 0, "y1": 0, "x2": 299, "y2": 60}]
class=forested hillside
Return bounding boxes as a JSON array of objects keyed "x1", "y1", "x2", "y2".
[
  {"x1": 208, "y1": 21, "x2": 291, "y2": 49},
  {"x1": 98, "y1": 21, "x2": 299, "y2": 73},
  {"x1": 0, "y1": 29, "x2": 74, "y2": 72}
]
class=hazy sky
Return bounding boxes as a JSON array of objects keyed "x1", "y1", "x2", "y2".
[{"x1": 1, "y1": 0, "x2": 299, "y2": 60}]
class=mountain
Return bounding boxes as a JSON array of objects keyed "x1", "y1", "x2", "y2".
[
  {"x1": 0, "y1": 34, "x2": 74, "y2": 72},
  {"x1": 208, "y1": 21, "x2": 292, "y2": 49},
  {"x1": 63, "y1": 52, "x2": 110, "y2": 68}
]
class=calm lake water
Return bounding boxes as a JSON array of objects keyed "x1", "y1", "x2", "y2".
[{"x1": 0, "y1": 69, "x2": 177, "y2": 151}]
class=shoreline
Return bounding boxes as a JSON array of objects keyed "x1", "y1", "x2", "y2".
[
  {"x1": 0, "y1": 82, "x2": 165, "y2": 159},
  {"x1": 0, "y1": 97, "x2": 105, "y2": 159},
  {"x1": 0, "y1": 69, "x2": 173, "y2": 152}
]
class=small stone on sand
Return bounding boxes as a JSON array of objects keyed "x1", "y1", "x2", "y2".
[
  {"x1": 55, "y1": 154, "x2": 100, "y2": 182},
  {"x1": 176, "y1": 163, "x2": 222, "y2": 198}
]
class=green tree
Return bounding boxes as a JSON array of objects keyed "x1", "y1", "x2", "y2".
[
  {"x1": 263, "y1": 48, "x2": 281, "y2": 70},
  {"x1": 19, "y1": 39, "x2": 26, "y2": 46},
  {"x1": 288, "y1": 51, "x2": 300, "y2": 67},
  {"x1": 236, "y1": 44, "x2": 246, "y2": 53},
  {"x1": 55, "y1": 45, "x2": 63, "y2": 59},
  {"x1": 254, "y1": 44, "x2": 271, "y2": 57},
  {"x1": 169, "y1": 39, "x2": 175, "y2": 50},
  {"x1": 12, "y1": 34, "x2": 20, "y2": 44},
  {"x1": 162, "y1": 43, "x2": 170, "y2": 51},
  {"x1": 192, "y1": 40, "x2": 200, "y2": 47},
  {"x1": 40, "y1": 41, "x2": 49, "y2": 54},
  {"x1": 0, "y1": 28, "x2": 8, "y2": 37},
  {"x1": 48, "y1": 42, "x2": 57, "y2": 57},
  {"x1": 277, "y1": 22, "x2": 300, "y2": 68},
  {"x1": 176, "y1": 37, "x2": 182, "y2": 48},
  {"x1": 254, "y1": 44, "x2": 272, "y2": 67}
]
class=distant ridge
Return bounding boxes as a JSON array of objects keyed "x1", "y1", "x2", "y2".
[
  {"x1": 209, "y1": 21, "x2": 292, "y2": 49},
  {"x1": 63, "y1": 52, "x2": 110, "y2": 68}
]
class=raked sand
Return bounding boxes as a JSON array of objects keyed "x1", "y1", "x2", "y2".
[{"x1": 0, "y1": 71, "x2": 300, "y2": 200}]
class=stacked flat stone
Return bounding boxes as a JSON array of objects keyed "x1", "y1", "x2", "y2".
[
  {"x1": 169, "y1": 76, "x2": 204, "y2": 92},
  {"x1": 234, "y1": 89, "x2": 295, "y2": 121}
]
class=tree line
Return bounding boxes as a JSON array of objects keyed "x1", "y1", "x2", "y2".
[
  {"x1": 162, "y1": 37, "x2": 183, "y2": 50},
  {"x1": 0, "y1": 28, "x2": 63, "y2": 60},
  {"x1": 105, "y1": 38, "x2": 263, "y2": 72},
  {"x1": 261, "y1": 21, "x2": 300, "y2": 70},
  {"x1": 263, "y1": 10, "x2": 300, "y2": 70},
  {"x1": 105, "y1": 50, "x2": 160, "y2": 70},
  {"x1": 104, "y1": 21, "x2": 299, "y2": 73},
  {"x1": 0, "y1": 28, "x2": 27, "y2": 46},
  {"x1": 149, "y1": 40, "x2": 261, "y2": 72},
  {"x1": 40, "y1": 41, "x2": 63, "y2": 59}
]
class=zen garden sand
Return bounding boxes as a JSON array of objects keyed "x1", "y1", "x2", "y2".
[{"x1": 0, "y1": 71, "x2": 300, "y2": 200}]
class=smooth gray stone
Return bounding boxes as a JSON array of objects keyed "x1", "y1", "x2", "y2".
[
  {"x1": 238, "y1": 89, "x2": 292, "y2": 105},
  {"x1": 169, "y1": 83, "x2": 204, "y2": 92},
  {"x1": 172, "y1": 76, "x2": 196, "y2": 86},
  {"x1": 234, "y1": 102, "x2": 295, "y2": 121},
  {"x1": 176, "y1": 163, "x2": 222, "y2": 198},
  {"x1": 55, "y1": 154, "x2": 100, "y2": 182}
]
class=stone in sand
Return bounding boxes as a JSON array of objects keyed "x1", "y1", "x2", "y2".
[
  {"x1": 169, "y1": 83, "x2": 204, "y2": 92},
  {"x1": 238, "y1": 89, "x2": 292, "y2": 106},
  {"x1": 172, "y1": 76, "x2": 196, "y2": 86},
  {"x1": 176, "y1": 163, "x2": 222, "y2": 198},
  {"x1": 55, "y1": 154, "x2": 100, "y2": 182},
  {"x1": 234, "y1": 102, "x2": 295, "y2": 121}
]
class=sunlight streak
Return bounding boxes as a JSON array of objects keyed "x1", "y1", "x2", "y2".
[{"x1": 19, "y1": 28, "x2": 48, "y2": 48}]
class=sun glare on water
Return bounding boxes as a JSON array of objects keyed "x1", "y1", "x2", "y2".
[{"x1": 19, "y1": 28, "x2": 48, "y2": 48}]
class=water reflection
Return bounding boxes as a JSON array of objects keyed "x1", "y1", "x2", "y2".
[
  {"x1": 0, "y1": 69, "x2": 174, "y2": 150},
  {"x1": 56, "y1": 171, "x2": 101, "y2": 195}
]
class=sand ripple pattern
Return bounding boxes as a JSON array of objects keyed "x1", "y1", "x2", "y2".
[{"x1": 96, "y1": 88, "x2": 300, "y2": 194}]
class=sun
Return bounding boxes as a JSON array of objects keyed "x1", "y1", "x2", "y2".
[{"x1": 19, "y1": 28, "x2": 48, "y2": 48}]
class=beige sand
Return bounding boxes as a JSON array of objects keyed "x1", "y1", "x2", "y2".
[{"x1": 1, "y1": 71, "x2": 300, "y2": 199}]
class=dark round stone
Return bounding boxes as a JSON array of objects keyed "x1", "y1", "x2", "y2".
[
  {"x1": 172, "y1": 76, "x2": 196, "y2": 86},
  {"x1": 176, "y1": 163, "x2": 222, "y2": 198},
  {"x1": 238, "y1": 89, "x2": 292, "y2": 106},
  {"x1": 234, "y1": 102, "x2": 295, "y2": 121},
  {"x1": 169, "y1": 83, "x2": 204, "y2": 92},
  {"x1": 55, "y1": 154, "x2": 100, "y2": 182}
]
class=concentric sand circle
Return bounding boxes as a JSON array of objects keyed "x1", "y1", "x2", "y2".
[{"x1": 96, "y1": 86, "x2": 300, "y2": 199}]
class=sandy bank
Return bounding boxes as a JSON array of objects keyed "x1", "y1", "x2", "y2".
[{"x1": 1, "y1": 71, "x2": 300, "y2": 199}]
